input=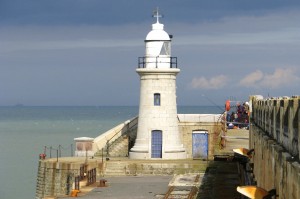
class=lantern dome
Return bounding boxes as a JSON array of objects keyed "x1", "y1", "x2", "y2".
[{"x1": 145, "y1": 22, "x2": 171, "y2": 41}]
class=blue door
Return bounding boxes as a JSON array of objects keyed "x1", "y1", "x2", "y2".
[
  {"x1": 192, "y1": 131, "x2": 208, "y2": 159},
  {"x1": 151, "y1": 130, "x2": 162, "y2": 158}
]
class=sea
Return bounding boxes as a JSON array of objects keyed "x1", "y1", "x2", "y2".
[{"x1": 0, "y1": 106, "x2": 222, "y2": 199}]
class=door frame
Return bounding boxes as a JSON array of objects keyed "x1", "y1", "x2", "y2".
[
  {"x1": 192, "y1": 130, "x2": 208, "y2": 160},
  {"x1": 151, "y1": 130, "x2": 163, "y2": 158}
]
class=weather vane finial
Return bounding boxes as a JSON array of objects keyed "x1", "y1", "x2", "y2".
[{"x1": 152, "y1": 7, "x2": 163, "y2": 23}]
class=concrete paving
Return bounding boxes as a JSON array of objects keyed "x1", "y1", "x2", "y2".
[
  {"x1": 196, "y1": 161, "x2": 241, "y2": 199},
  {"x1": 60, "y1": 176, "x2": 173, "y2": 199},
  {"x1": 215, "y1": 128, "x2": 250, "y2": 156},
  {"x1": 58, "y1": 162, "x2": 241, "y2": 199}
]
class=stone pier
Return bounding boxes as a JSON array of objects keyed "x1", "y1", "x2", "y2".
[
  {"x1": 35, "y1": 113, "x2": 224, "y2": 199},
  {"x1": 35, "y1": 158, "x2": 99, "y2": 199},
  {"x1": 250, "y1": 95, "x2": 300, "y2": 199}
]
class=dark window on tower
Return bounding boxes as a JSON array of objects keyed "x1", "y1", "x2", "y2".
[
  {"x1": 159, "y1": 41, "x2": 170, "y2": 55},
  {"x1": 154, "y1": 93, "x2": 161, "y2": 106}
]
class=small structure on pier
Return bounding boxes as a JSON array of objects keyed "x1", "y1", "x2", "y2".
[{"x1": 74, "y1": 137, "x2": 94, "y2": 157}]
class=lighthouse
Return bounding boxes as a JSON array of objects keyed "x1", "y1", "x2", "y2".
[{"x1": 129, "y1": 9, "x2": 186, "y2": 159}]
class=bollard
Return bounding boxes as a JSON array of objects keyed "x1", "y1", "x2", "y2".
[
  {"x1": 39, "y1": 153, "x2": 46, "y2": 160},
  {"x1": 71, "y1": 189, "x2": 80, "y2": 197},
  {"x1": 99, "y1": 179, "x2": 107, "y2": 187}
]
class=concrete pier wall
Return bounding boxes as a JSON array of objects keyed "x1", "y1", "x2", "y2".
[
  {"x1": 36, "y1": 159, "x2": 99, "y2": 199},
  {"x1": 250, "y1": 95, "x2": 300, "y2": 199},
  {"x1": 35, "y1": 114, "x2": 224, "y2": 198},
  {"x1": 178, "y1": 114, "x2": 223, "y2": 159},
  {"x1": 93, "y1": 114, "x2": 223, "y2": 159}
]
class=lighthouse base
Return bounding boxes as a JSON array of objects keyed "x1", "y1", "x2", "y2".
[{"x1": 129, "y1": 151, "x2": 187, "y2": 160}]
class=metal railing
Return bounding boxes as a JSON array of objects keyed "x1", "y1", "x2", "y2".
[
  {"x1": 138, "y1": 56, "x2": 177, "y2": 68},
  {"x1": 86, "y1": 168, "x2": 97, "y2": 186},
  {"x1": 105, "y1": 117, "x2": 138, "y2": 157},
  {"x1": 40, "y1": 144, "x2": 73, "y2": 161}
]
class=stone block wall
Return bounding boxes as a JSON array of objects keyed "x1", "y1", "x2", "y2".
[
  {"x1": 95, "y1": 114, "x2": 223, "y2": 159},
  {"x1": 178, "y1": 114, "x2": 224, "y2": 159},
  {"x1": 250, "y1": 95, "x2": 300, "y2": 199},
  {"x1": 36, "y1": 114, "x2": 223, "y2": 198},
  {"x1": 36, "y1": 160, "x2": 98, "y2": 199},
  {"x1": 179, "y1": 122, "x2": 222, "y2": 159}
]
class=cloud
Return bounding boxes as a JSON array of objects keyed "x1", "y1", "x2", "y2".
[
  {"x1": 239, "y1": 70, "x2": 264, "y2": 87},
  {"x1": 0, "y1": 25, "x2": 145, "y2": 54},
  {"x1": 189, "y1": 75, "x2": 229, "y2": 90},
  {"x1": 171, "y1": 9, "x2": 300, "y2": 47},
  {"x1": 239, "y1": 68, "x2": 300, "y2": 89},
  {"x1": 1, "y1": 3, "x2": 300, "y2": 105},
  {"x1": 261, "y1": 68, "x2": 300, "y2": 89}
]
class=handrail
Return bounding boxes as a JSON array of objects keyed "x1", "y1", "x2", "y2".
[
  {"x1": 105, "y1": 116, "x2": 138, "y2": 156},
  {"x1": 138, "y1": 56, "x2": 177, "y2": 68},
  {"x1": 106, "y1": 116, "x2": 138, "y2": 145},
  {"x1": 105, "y1": 129, "x2": 125, "y2": 157},
  {"x1": 41, "y1": 144, "x2": 73, "y2": 160}
]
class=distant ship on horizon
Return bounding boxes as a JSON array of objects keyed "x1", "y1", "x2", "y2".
[{"x1": 14, "y1": 104, "x2": 24, "y2": 107}]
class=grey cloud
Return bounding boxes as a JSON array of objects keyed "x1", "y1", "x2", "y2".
[
  {"x1": 0, "y1": 25, "x2": 145, "y2": 54},
  {"x1": 1, "y1": 0, "x2": 300, "y2": 26},
  {"x1": 260, "y1": 68, "x2": 300, "y2": 89},
  {"x1": 189, "y1": 75, "x2": 229, "y2": 90},
  {"x1": 239, "y1": 70, "x2": 264, "y2": 87},
  {"x1": 170, "y1": 10, "x2": 300, "y2": 46},
  {"x1": 239, "y1": 68, "x2": 300, "y2": 89},
  {"x1": 1, "y1": 1, "x2": 300, "y2": 106}
]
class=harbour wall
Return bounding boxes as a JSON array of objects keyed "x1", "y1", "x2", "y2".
[
  {"x1": 250, "y1": 95, "x2": 300, "y2": 199},
  {"x1": 36, "y1": 158, "x2": 100, "y2": 199},
  {"x1": 36, "y1": 114, "x2": 224, "y2": 199},
  {"x1": 74, "y1": 114, "x2": 224, "y2": 160}
]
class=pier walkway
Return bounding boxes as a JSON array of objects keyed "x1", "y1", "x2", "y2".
[
  {"x1": 55, "y1": 129, "x2": 248, "y2": 199},
  {"x1": 37, "y1": 96, "x2": 300, "y2": 199}
]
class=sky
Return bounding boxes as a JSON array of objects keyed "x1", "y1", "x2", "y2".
[{"x1": 0, "y1": 0, "x2": 300, "y2": 106}]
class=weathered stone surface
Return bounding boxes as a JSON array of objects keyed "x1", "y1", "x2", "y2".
[{"x1": 250, "y1": 96, "x2": 300, "y2": 199}]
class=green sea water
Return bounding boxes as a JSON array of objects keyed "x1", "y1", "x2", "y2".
[{"x1": 0, "y1": 106, "x2": 221, "y2": 199}]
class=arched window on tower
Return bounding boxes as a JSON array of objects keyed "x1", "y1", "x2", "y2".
[{"x1": 154, "y1": 93, "x2": 161, "y2": 106}]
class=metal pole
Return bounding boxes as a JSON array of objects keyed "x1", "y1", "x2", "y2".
[
  {"x1": 85, "y1": 150, "x2": 88, "y2": 164},
  {"x1": 50, "y1": 146, "x2": 52, "y2": 158},
  {"x1": 57, "y1": 149, "x2": 58, "y2": 162},
  {"x1": 59, "y1": 145, "x2": 61, "y2": 157},
  {"x1": 102, "y1": 148, "x2": 103, "y2": 164},
  {"x1": 106, "y1": 140, "x2": 109, "y2": 157},
  {"x1": 71, "y1": 144, "x2": 73, "y2": 157}
]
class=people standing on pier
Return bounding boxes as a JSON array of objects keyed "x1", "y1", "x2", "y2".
[{"x1": 226, "y1": 101, "x2": 250, "y2": 129}]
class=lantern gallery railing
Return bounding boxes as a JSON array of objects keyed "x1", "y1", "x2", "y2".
[{"x1": 138, "y1": 56, "x2": 178, "y2": 68}]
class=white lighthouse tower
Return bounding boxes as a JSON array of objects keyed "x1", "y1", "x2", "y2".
[{"x1": 129, "y1": 9, "x2": 186, "y2": 159}]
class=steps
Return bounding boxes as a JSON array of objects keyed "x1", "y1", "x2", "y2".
[
  {"x1": 94, "y1": 136, "x2": 129, "y2": 158},
  {"x1": 104, "y1": 161, "x2": 128, "y2": 176},
  {"x1": 107, "y1": 136, "x2": 129, "y2": 157},
  {"x1": 36, "y1": 161, "x2": 46, "y2": 199},
  {"x1": 103, "y1": 160, "x2": 209, "y2": 177}
]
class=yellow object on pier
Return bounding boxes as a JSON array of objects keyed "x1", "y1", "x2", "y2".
[
  {"x1": 237, "y1": 186, "x2": 269, "y2": 199},
  {"x1": 70, "y1": 189, "x2": 80, "y2": 197}
]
